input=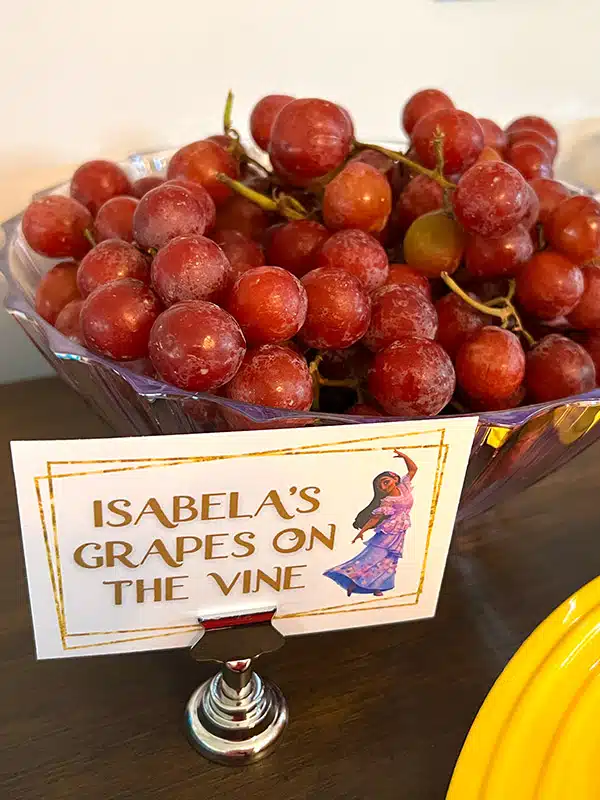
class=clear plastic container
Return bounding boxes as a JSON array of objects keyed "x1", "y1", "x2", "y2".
[{"x1": 3, "y1": 148, "x2": 600, "y2": 522}]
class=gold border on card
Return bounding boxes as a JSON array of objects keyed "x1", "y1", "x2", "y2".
[{"x1": 35, "y1": 428, "x2": 449, "y2": 650}]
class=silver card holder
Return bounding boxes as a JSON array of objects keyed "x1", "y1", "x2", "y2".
[{"x1": 185, "y1": 608, "x2": 287, "y2": 765}]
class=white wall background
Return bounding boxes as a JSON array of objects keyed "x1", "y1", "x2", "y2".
[{"x1": 2, "y1": 0, "x2": 600, "y2": 382}]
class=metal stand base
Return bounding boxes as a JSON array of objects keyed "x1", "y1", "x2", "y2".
[{"x1": 185, "y1": 668, "x2": 288, "y2": 765}]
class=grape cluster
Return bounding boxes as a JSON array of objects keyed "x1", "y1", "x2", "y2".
[{"x1": 26, "y1": 89, "x2": 600, "y2": 419}]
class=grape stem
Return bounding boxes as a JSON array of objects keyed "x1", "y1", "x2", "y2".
[
  {"x1": 223, "y1": 90, "x2": 234, "y2": 135},
  {"x1": 433, "y1": 129, "x2": 445, "y2": 177},
  {"x1": 220, "y1": 90, "x2": 272, "y2": 179},
  {"x1": 510, "y1": 305, "x2": 535, "y2": 347},
  {"x1": 353, "y1": 140, "x2": 456, "y2": 191},
  {"x1": 433, "y1": 129, "x2": 455, "y2": 214},
  {"x1": 487, "y1": 281, "x2": 516, "y2": 307},
  {"x1": 536, "y1": 222, "x2": 546, "y2": 251},
  {"x1": 309, "y1": 353, "x2": 323, "y2": 410},
  {"x1": 441, "y1": 273, "x2": 509, "y2": 321},
  {"x1": 308, "y1": 155, "x2": 355, "y2": 193},
  {"x1": 275, "y1": 191, "x2": 309, "y2": 217},
  {"x1": 216, "y1": 173, "x2": 307, "y2": 220},
  {"x1": 441, "y1": 273, "x2": 536, "y2": 347},
  {"x1": 83, "y1": 228, "x2": 96, "y2": 248},
  {"x1": 450, "y1": 399, "x2": 468, "y2": 414}
]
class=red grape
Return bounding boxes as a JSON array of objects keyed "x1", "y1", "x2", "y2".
[
  {"x1": 402, "y1": 89, "x2": 454, "y2": 135},
  {"x1": 323, "y1": 161, "x2": 392, "y2": 233},
  {"x1": 547, "y1": 196, "x2": 600, "y2": 254},
  {"x1": 465, "y1": 225, "x2": 533, "y2": 278},
  {"x1": 54, "y1": 298, "x2": 84, "y2": 343},
  {"x1": 374, "y1": 215, "x2": 398, "y2": 249},
  {"x1": 225, "y1": 344, "x2": 312, "y2": 410},
  {"x1": 369, "y1": 337, "x2": 455, "y2": 416},
  {"x1": 505, "y1": 116, "x2": 558, "y2": 155},
  {"x1": 205, "y1": 134, "x2": 232, "y2": 151},
  {"x1": 350, "y1": 148, "x2": 395, "y2": 176},
  {"x1": 131, "y1": 176, "x2": 164, "y2": 198},
  {"x1": 411, "y1": 109, "x2": 484, "y2": 175},
  {"x1": 507, "y1": 141, "x2": 552, "y2": 180},
  {"x1": 165, "y1": 179, "x2": 217, "y2": 232},
  {"x1": 526, "y1": 334, "x2": 595, "y2": 402},
  {"x1": 389, "y1": 160, "x2": 412, "y2": 199},
  {"x1": 467, "y1": 385, "x2": 526, "y2": 412},
  {"x1": 167, "y1": 140, "x2": 240, "y2": 205},
  {"x1": 316, "y1": 229, "x2": 389, "y2": 292},
  {"x1": 227, "y1": 266, "x2": 307, "y2": 345},
  {"x1": 477, "y1": 119, "x2": 507, "y2": 154},
  {"x1": 385, "y1": 264, "x2": 432, "y2": 298},
  {"x1": 551, "y1": 195, "x2": 600, "y2": 223},
  {"x1": 435, "y1": 292, "x2": 492, "y2": 360},
  {"x1": 70, "y1": 160, "x2": 132, "y2": 216},
  {"x1": 95, "y1": 196, "x2": 138, "y2": 242},
  {"x1": 81, "y1": 278, "x2": 162, "y2": 360},
  {"x1": 250, "y1": 94, "x2": 295, "y2": 151},
  {"x1": 452, "y1": 161, "x2": 529, "y2": 237},
  {"x1": 35, "y1": 261, "x2": 81, "y2": 324},
  {"x1": 262, "y1": 222, "x2": 282, "y2": 248},
  {"x1": 213, "y1": 229, "x2": 264, "y2": 283},
  {"x1": 508, "y1": 129, "x2": 555, "y2": 160},
  {"x1": 364, "y1": 284, "x2": 437, "y2": 351},
  {"x1": 404, "y1": 211, "x2": 465, "y2": 278},
  {"x1": 476, "y1": 146, "x2": 503, "y2": 164},
  {"x1": 348, "y1": 403, "x2": 385, "y2": 417},
  {"x1": 403, "y1": 211, "x2": 465, "y2": 277},
  {"x1": 269, "y1": 98, "x2": 353, "y2": 186},
  {"x1": 395, "y1": 175, "x2": 444, "y2": 231},
  {"x1": 516, "y1": 250, "x2": 584, "y2": 319},
  {"x1": 151, "y1": 235, "x2": 231, "y2": 305},
  {"x1": 529, "y1": 178, "x2": 572, "y2": 225},
  {"x1": 521, "y1": 183, "x2": 540, "y2": 230},
  {"x1": 266, "y1": 220, "x2": 329, "y2": 277},
  {"x1": 300, "y1": 267, "x2": 371, "y2": 349},
  {"x1": 519, "y1": 313, "x2": 570, "y2": 343},
  {"x1": 319, "y1": 345, "x2": 371, "y2": 381},
  {"x1": 132, "y1": 184, "x2": 207, "y2": 249},
  {"x1": 456, "y1": 327, "x2": 525, "y2": 407},
  {"x1": 577, "y1": 331, "x2": 600, "y2": 382},
  {"x1": 333, "y1": 101, "x2": 354, "y2": 138},
  {"x1": 214, "y1": 194, "x2": 269, "y2": 241},
  {"x1": 547, "y1": 204, "x2": 600, "y2": 264},
  {"x1": 148, "y1": 300, "x2": 245, "y2": 391},
  {"x1": 22, "y1": 195, "x2": 92, "y2": 259},
  {"x1": 566, "y1": 264, "x2": 600, "y2": 329},
  {"x1": 77, "y1": 239, "x2": 149, "y2": 297},
  {"x1": 466, "y1": 278, "x2": 510, "y2": 303}
]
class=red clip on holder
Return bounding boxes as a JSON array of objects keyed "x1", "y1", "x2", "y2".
[{"x1": 185, "y1": 608, "x2": 287, "y2": 765}]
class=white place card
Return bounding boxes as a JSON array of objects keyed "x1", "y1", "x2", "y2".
[{"x1": 11, "y1": 417, "x2": 478, "y2": 659}]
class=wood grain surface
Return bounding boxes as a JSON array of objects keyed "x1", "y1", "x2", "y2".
[{"x1": 0, "y1": 378, "x2": 598, "y2": 800}]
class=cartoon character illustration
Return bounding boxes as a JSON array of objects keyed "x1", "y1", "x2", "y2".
[{"x1": 324, "y1": 450, "x2": 417, "y2": 597}]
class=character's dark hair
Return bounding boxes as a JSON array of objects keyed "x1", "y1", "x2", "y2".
[{"x1": 352, "y1": 471, "x2": 400, "y2": 529}]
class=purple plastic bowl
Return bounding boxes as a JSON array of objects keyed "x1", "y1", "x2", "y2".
[{"x1": 3, "y1": 147, "x2": 600, "y2": 522}]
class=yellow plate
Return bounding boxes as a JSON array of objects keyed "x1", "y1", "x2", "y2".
[{"x1": 447, "y1": 576, "x2": 600, "y2": 800}]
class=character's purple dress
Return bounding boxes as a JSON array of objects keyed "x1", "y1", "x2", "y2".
[{"x1": 324, "y1": 477, "x2": 413, "y2": 595}]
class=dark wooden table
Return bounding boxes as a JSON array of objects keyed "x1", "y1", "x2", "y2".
[{"x1": 1, "y1": 378, "x2": 599, "y2": 800}]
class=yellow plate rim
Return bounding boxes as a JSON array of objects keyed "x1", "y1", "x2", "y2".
[{"x1": 446, "y1": 575, "x2": 600, "y2": 799}]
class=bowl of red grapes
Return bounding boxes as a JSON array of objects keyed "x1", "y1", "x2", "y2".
[{"x1": 3, "y1": 88, "x2": 600, "y2": 520}]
